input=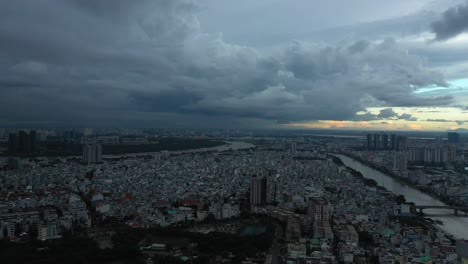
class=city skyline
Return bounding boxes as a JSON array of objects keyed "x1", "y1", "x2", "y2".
[
  {"x1": 1, "y1": 1, "x2": 468, "y2": 130},
  {"x1": 2, "y1": 2, "x2": 468, "y2": 262}
]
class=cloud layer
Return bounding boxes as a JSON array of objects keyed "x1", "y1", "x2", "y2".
[
  {"x1": 355, "y1": 108, "x2": 417, "y2": 122},
  {"x1": 431, "y1": 1, "x2": 468, "y2": 40},
  {"x1": 0, "y1": 0, "x2": 458, "y2": 128}
]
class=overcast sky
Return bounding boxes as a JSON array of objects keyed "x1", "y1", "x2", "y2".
[{"x1": 1, "y1": 0, "x2": 468, "y2": 130}]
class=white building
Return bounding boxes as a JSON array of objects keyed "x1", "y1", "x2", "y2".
[
  {"x1": 38, "y1": 223, "x2": 61, "y2": 240},
  {"x1": 83, "y1": 128, "x2": 94, "y2": 136},
  {"x1": 221, "y1": 203, "x2": 240, "y2": 219},
  {"x1": 82, "y1": 144, "x2": 102, "y2": 164}
]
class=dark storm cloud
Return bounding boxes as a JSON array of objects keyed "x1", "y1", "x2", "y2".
[
  {"x1": 427, "y1": 119, "x2": 451, "y2": 122},
  {"x1": 377, "y1": 108, "x2": 398, "y2": 119},
  {"x1": 431, "y1": 1, "x2": 468, "y2": 41},
  {"x1": 398, "y1": 113, "x2": 418, "y2": 121},
  {"x1": 426, "y1": 118, "x2": 467, "y2": 125},
  {"x1": 0, "y1": 0, "x2": 453, "y2": 127},
  {"x1": 354, "y1": 108, "x2": 417, "y2": 122}
]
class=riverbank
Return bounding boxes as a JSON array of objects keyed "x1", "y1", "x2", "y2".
[
  {"x1": 334, "y1": 153, "x2": 468, "y2": 240},
  {"x1": 330, "y1": 154, "x2": 459, "y2": 244},
  {"x1": 336, "y1": 152, "x2": 459, "y2": 207},
  {"x1": 103, "y1": 141, "x2": 255, "y2": 158},
  {"x1": 1, "y1": 138, "x2": 227, "y2": 158}
]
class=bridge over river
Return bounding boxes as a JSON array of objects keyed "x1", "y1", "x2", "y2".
[{"x1": 336, "y1": 154, "x2": 468, "y2": 239}]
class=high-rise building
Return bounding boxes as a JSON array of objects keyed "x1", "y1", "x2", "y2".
[
  {"x1": 83, "y1": 128, "x2": 94, "y2": 137},
  {"x1": 390, "y1": 134, "x2": 396, "y2": 150},
  {"x1": 285, "y1": 142, "x2": 297, "y2": 153},
  {"x1": 447, "y1": 144, "x2": 457, "y2": 162},
  {"x1": 64, "y1": 130, "x2": 81, "y2": 143},
  {"x1": 266, "y1": 180, "x2": 276, "y2": 204},
  {"x1": 394, "y1": 136, "x2": 407, "y2": 151},
  {"x1": 35, "y1": 130, "x2": 48, "y2": 142},
  {"x1": 286, "y1": 215, "x2": 302, "y2": 240},
  {"x1": 29, "y1": 130, "x2": 36, "y2": 152},
  {"x1": 393, "y1": 152, "x2": 407, "y2": 172},
  {"x1": 366, "y1": 133, "x2": 403, "y2": 151},
  {"x1": 8, "y1": 130, "x2": 36, "y2": 154},
  {"x1": 307, "y1": 198, "x2": 330, "y2": 221},
  {"x1": 290, "y1": 142, "x2": 297, "y2": 153},
  {"x1": 373, "y1": 133, "x2": 379, "y2": 150},
  {"x1": 447, "y1": 132, "x2": 460, "y2": 144},
  {"x1": 382, "y1": 134, "x2": 389, "y2": 149},
  {"x1": 82, "y1": 144, "x2": 102, "y2": 164},
  {"x1": 8, "y1": 133, "x2": 18, "y2": 154},
  {"x1": 18, "y1": 131, "x2": 31, "y2": 153},
  {"x1": 408, "y1": 148, "x2": 424, "y2": 163},
  {"x1": 250, "y1": 176, "x2": 267, "y2": 205},
  {"x1": 365, "y1": 133, "x2": 381, "y2": 150},
  {"x1": 408, "y1": 146, "x2": 454, "y2": 164},
  {"x1": 366, "y1": 134, "x2": 373, "y2": 150}
]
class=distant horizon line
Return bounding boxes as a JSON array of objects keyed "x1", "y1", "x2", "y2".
[{"x1": 0, "y1": 126, "x2": 466, "y2": 134}]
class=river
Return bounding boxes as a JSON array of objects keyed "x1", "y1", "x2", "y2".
[
  {"x1": 336, "y1": 154, "x2": 468, "y2": 239},
  {"x1": 103, "y1": 141, "x2": 255, "y2": 158}
]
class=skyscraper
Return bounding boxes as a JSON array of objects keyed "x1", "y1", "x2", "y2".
[
  {"x1": 266, "y1": 180, "x2": 276, "y2": 204},
  {"x1": 447, "y1": 132, "x2": 460, "y2": 144},
  {"x1": 390, "y1": 134, "x2": 396, "y2": 150},
  {"x1": 29, "y1": 130, "x2": 36, "y2": 152},
  {"x1": 250, "y1": 176, "x2": 267, "y2": 205},
  {"x1": 366, "y1": 134, "x2": 373, "y2": 150},
  {"x1": 382, "y1": 134, "x2": 389, "y2": 149},
  {"x1": 446, "y1": 145, "x2": 457, "y2": 162},
  {"x1": 408, "y1": 146, "x2": 454, "y2": 164},
  {"x1": 82, "y1": 144, "x2": 102, "y2": 164},
  {"x1": 366, "y1": 133, "x2": 399, "y2": 151},
  {"x1": 8, "y1": 131, "x2": 36, "y2": 154},
  {"x1": 395, "y1": 136, "x2": 407, "y2": 151},
  {"x1": 393, "y1": 152, "x2": 407, "y2": 172},
  {"x1": 285, "y1": 142, "x2": 297, "y2": 153},
  {"x1": 8, "y1": 133, "x2": 18, "y2": 154},
  {"x1": 18, "y1": 131, "x2": 31, "y2": 153},
  {"x1": 307, "y1": 198, "x2": 330, "y2": 221},
  {"x1": 83, "y1": 128, "x2": 94, "y2": 136},
  {"x1": 373, "y1": 133, "x2": 379, "y2": 150}
]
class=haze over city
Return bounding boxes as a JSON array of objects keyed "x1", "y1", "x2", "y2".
[{"x1": 1, "y1": 0, "x2": 468, "y2": 130}]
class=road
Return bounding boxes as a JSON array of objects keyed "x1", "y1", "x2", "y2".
[{"x1": 265, "y1": 222, "x2": 284, "y2": 264}]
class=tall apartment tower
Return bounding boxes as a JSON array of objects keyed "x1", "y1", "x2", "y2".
[
  {"x1": 366, "y1": 134, "x2": 373, "y2": 150},
  {"x1": 307, "y1": 198, "x2": 330, "y2": 221},
  {"x1": 250, "y1": 176, "x2": 267, "y2": 205},
  {"x1": 8, "y1": 133, "x2": 18, "y2": 154},
  {"x1": 382, "y1": 134, "x2": 389, "y2": 149},
  {"x1": 82, "y1": 144, "x2": 102, "y2": 164},
  {"x1": 8, "y1": 130, "x2": 36, "y2": 154},
  {"x1": 447, "y1": 132, "x2": 460, "y2": 144},
  {"x1": 395, "y1": 136, "x2": 407, "y2": 151},
  {"x1": 285, "y1": 142, "x2": 297, "y2": 153},
  {"x1": 393, "y1": 152, "x2": 407, "y2": 172},
  {"x1": 266, "y1": 180, "x2": 277, "y2": 204}
]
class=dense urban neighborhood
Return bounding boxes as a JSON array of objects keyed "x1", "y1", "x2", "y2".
[{"x1": 0, "y1": 129, "x2": 468, "y2": 263}]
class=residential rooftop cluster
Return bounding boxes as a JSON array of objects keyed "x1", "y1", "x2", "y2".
[
  {"x1": 0, "y1": 132, "x2": 467, "y2": 263},
  {"x1": 338, "y1": 133, "x2": 468, "y2": 208}
]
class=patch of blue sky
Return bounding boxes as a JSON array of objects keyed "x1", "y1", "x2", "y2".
[{"x1": 413, "y1": 78, "x2": 468, "y2": 94}]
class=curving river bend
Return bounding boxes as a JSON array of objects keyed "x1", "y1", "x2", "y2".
[{"x1": 336, "y1": 154, "x2": 468, "y2": 239}]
